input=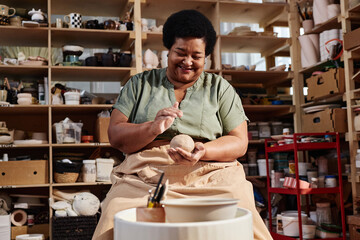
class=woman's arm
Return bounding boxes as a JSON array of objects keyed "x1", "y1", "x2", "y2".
[
  {"x1": 108, "y1": 102, "x2": 183, "y2": 154},
  {"x1": 167, "y1": 120, "x2": 248, "y2": 165}
]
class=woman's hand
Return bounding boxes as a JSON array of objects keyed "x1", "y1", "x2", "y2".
[
  {"x1": 150, "y1": 102, "x2": 183, "y2": 135},
  {"x1": 167, "y1": 142, "x2": 206, "y2": 165}
]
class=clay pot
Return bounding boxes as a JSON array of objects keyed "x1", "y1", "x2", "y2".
[
  {"x1": 104, "y1": 19, "x2": 116, "y2": 30},
  {"x1": 85, "y1": 56, "x2": 98, "y2": 66},
  {"x1": 118, "y1": 52, "x2": 132, "y2": 67},
  {"x1": 85, "y1": 19, "x2": 99, "y2": 29}
]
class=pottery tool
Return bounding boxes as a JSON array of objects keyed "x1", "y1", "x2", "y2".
[
  {"x1": 296, "y1": 2, "x2": 305, "y2": 21},
  {"x1": 147, "y1": 171, "x2": 164, "y2": 208}
]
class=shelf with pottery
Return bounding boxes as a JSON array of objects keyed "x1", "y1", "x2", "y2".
[
  {"x1": 0, "y1": 184, "x2": 50, "y2": 189},
  {"x1": 304, "y1": 15, "x2": 341, "y2": 35},
  {"x1": 51, "y1": 143, "x2": 112, "y2": 148},
  {"x1": 50, "y1": 66, "x2": 136, "y2": 84},
  {"x1": 50, "y1": 29, "x2": 135, "y2": 49},
  {"x1": 220, "y1": 35, "x2": 290, "y2": 57},
  {"x1": 52, "y1": 182, "x2": 112, "y2": 187},
  {"x1": 299, "y1": 59, "x2": 336, "y2": 74},
  {"x1": 0, "y1": 105, "x2": 49, "y2": 114},
  {"x1": 0, "y1": 26, "x2": 48, "y2": 47},
  {"x1": 221, "y1": 70, "x2": 293, "y2": 88},
  {"x1": 218, "y1": 1, "x2": 288, "y2": 27}
]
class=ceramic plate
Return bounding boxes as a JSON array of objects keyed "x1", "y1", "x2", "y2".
[{"x1": 303, "y1": 104, "x2": 341, "y2": 114}]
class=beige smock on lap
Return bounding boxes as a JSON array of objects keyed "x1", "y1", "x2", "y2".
[{"x1": 92, "y1": 68, "x2": 273, "y2": 240}]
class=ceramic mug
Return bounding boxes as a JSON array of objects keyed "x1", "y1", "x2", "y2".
[
  {"x1": 64, "y1": 13, "x2": 82, "y2": 28},
  {"x1": 0, "y1": 5, "x2": 16, "y2": 17}
]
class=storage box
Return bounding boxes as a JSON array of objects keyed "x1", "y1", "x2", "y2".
[
  {"x1": 95, "y1": 117, "x2": 110, "y2": 143},
  {"x1": 348, "y1": 215, "x2": 360, "y2": 240},
  {"x1": 0, "y1": 160, "x2": 48, "y2": 186},
  {"x1": 11, "y1": 224, "x2": 49, "y2": 240},
  {"x1": 302, "y1": 108, "x2": 347, "y2": 133},
  {"x1": 306, "y1": 68, "x2": 345, "y2": 101},
  {"x1": 52, "y1": 215, "x2": 97, "y2": 240},
  {"x1": 344, "y1": 27, "x2": 360, "y2": 51}
]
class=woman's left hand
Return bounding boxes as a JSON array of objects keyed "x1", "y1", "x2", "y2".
[{"x1": 167, "y1": 142, "x2": 206, "y2": 165}]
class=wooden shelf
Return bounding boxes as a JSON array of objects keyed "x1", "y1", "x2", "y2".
[
  {"x1": 52, "y1": 182, "x2": 112, "y2": 187},
  {"x1": 51, "y1": 66, "x2": 136, "y2": 84},
  {"x1": 51, "y1": 104, "x2": 112, "y2": 114},
  {"x1": 0, "y1": 105, "x2": 49, "y2": 114},
  {"x1": 51, "y1": 0, "x2": 132, "y2": 16},
  {"x1": 141, "y1": 0, "x2": 216, "y2": 24},
  {"x1": 0, "y1": 144, "x2": 50, "y2": 148},
  {"x1": 222, "y1": 70, "x2": 293, "y2": 88},
  {"x1": 0, "y1": 26, "x2": 48, "y2": 47},
  {"x1": 304, "y1": 15, "x2": 341, "y2": 34},
  {"x1": 348, "y1": 45, "x2": 360, "y2": 60},
  {"x1": 299, "y1": 59, "x2": 336, "y2": 74},
  {"x1": 249, "y1": 139, "x2": 265, "y2": 145},
  {"x1": 0, "y1": 65, "x2": 48, "y2": 78},
  {"x1": 219, "y1": 1, "x2": 288, "y2": 27},
  {"x1": 220, "y1": 35, "x2": 290, "y2": 56},
  {"x1": 0, "y1": 184, "x2": 50, "y2": 189},
  {"x1": 51, "y1": 29, "x2": 134, "y2": 49},
  {"x1": 243, "y1": 105, "x2": 295, "y2": 116},
  {"x1": 51, "y1": 143, "x2": 112, "y2": 148},
  {"x1": 142, "y1": 32, "x2": 166, "y2": 51}
]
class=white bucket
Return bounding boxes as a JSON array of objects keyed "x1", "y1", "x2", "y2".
[
  {"x1": 257, "y1": 159, "x2": 274, "y2": 176},
  {"x1": 281, "y1": 212, "x2": 308, "y2": 237},
  {"x1": 302, "y1": 225, "x2": 316, "y2": 239},
  {"x1": 298, "y1": 162, "x2": 311, "y2": 176}
]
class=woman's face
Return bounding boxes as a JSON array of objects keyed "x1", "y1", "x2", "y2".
[{"x1": 166, "y1": 37, "x2": 206, "y2": 86}]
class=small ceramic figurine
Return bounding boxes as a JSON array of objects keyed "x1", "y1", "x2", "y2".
[
  {"x1": 143, "y1": 49, "x2": 159, "y2": 69},
  {"x1": 141, "y1": 18, "x2": 148, "y2": 32},
  {"x1": 28, "y1": 8, "x2": 45, "y2": 21},
  {"x1": 160, "y1": 50, "x2": 168, "y2": 68}
]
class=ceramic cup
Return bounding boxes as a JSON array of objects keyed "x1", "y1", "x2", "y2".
[
  {"x1": 56, "y1": 18, "x2": 62, "y2": 28},
  {"x1": 0, "y1": 5, "x2": 16, "y2": 17},
  {"x1": 10, "y1": 16, "x2": 21, "y2": 27},
  {"x1": 0, "y1": 90, "x2": 7, "y2": 102},
  {"x1": 302, "y1": 20, "x2": 314, "y2": 34},
  {"x1": 64, "y1": 13, "x2": 82, "y2": 28}
]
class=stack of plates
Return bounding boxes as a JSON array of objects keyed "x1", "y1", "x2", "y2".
[{"x1": 303, "y1": 104, "x2": 341, "y2": 114}]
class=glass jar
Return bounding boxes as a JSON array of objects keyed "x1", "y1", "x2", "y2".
[
  {"x1": 82, "y1": 160, "x2": 96, "y2": 182},
  {"x1": 248, "y1": 122, "x2": 259, "y2": 140},
  {"x1": 258, "y1": 122, "x2": 271, "y2": 139},
  {"x1": 271, "y1": 122, "x2": 283, "y2": 135},
  {"x1": 316, "y1": 202, "x2": 331, "y2": 226}
]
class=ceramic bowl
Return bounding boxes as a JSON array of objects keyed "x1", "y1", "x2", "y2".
[
  {"x1": 64, "y1": 91, "x2": 80, "y2": 105},
  {"x1": 17, "y1": 97, "x2": 32, "y2": 105},
  {"x1": 62, "y1": 45, "x2": 84, "y2": 57},
  {"x1": 161, "y1": 198, "x2": 239, "y2": 223},
  {"x1": 17, "y1": 93, "x2": 32, "y2": 99}
]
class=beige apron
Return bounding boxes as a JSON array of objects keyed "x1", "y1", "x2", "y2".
[{"x1": 92, "y1": 145, "x2": 273, "y2": 240}]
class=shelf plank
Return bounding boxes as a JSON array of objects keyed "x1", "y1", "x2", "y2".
[
  {"x1": 51, "y1": 29, "x2": 134, "y2": 49},
  {"x1": 0, "y1": 26, "x2": 48, "y2": 47},
  {"x1": 51, "y1": 143, "x2": 112, "y2": 148},
  {"x1": 220, "y1": 35, "x2": 290, "y2": 56},
  {"x1": 0, "y1": 144, "x2": 50, "y2": 148},
  {"x1": 243, "y1": 105, "x2": 295, "y2": 116},
  {"x1": 51, "y1": 66, "x2": 135, "y2": 84},
  {"x1": 0, "y1": 105, "x2": 49, "y2": 114},
  {"x1": 0, "y1": 65, "x2": 48, "y2": 78},
  {"x1": 222, "y1": 70, "x2": 293, "y2": 87},
  {"x1": 142, "y1": 32, "x2": 166, "y2": 51},
  {"x1": 269, "y1": 187, "x2": 340, "y2": 195},
  {"x1": 51, "y1": 104, "x2": 113, "y2": 114},
  {"x1": 51, "y1": 0, "x2": 131, "y2": 17},
  {"x1": 249, "y1": 139, "x2": 265, "y2": 145},
  {"x1": 299, "y1": 59, "x2": 336, "y2": 74},
  {"x1": 219, "y1": 1, "x2": 288, "y2": 26},
  {"x1": 141, "y1": 0, "x2": 216, "y2": 24},
  {"x1": 0, "y1": 184, "x2": 50, "y2": 189},
  {"x1": 52, "y1": 182, "x2": 112, "y2": 187},
  {"x1": 304, "y1": 15, "x2": 341, "y2": 35},
  {"x1": 348, "y1": 45, "x2": 360, "y2": 60}
]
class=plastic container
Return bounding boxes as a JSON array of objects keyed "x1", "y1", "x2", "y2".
[
  {"x1": 316, "y1": 202, "x2": 331, "y2": 226},
  {"x1": 257, "y1": 159, "x2": 274, "y2": 176},
  {"x1": 82, "y1": 160, "x2": 96, "y2": 182},
  {"x1": 258, "y1": 122, "x2": 271, "y2": 139},
  {"x1": 248, "y1": 163, "x2": 258, "y2": 176},
  {"x1": 298, "y1": 162, "x2": 310, "y2": 176},
  {"x1": 64, "y1": 91, "x2": 80, "y2": 105},
  {"x1": 53, "y1": 118, "x2": 83, "y2": 144},
  {"x1": 16, "y1": 234, "x2": 45, "y2": 240},
  {"x1": 248, "y1": 122, "x2": 259, "y2": 140},
  {"x1": 276, "y1": 214, "x2": 283, "y2": 234},
  {"x1": 281, "y1": 211, "x2": 308, "y2": 237},
  {"x1": 302, "y1": 224, "x2": 316, "y2": 239},
  {"x1": 324, "y1": 175, "x2": 337, "y2": 187},
  {"x1": 271, "y1": 122, "x2": 283, "y2": 135},
  {"x1": 96, "y1": 158, "x2": 114, "y2": 182}
]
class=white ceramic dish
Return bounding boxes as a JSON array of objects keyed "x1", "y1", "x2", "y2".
[
  {"x1": 62, "y1": 45, "x2": 84, "y2": 53},
  {"x1": 17, "y1": 93, "x2": 32, "y2": 99},
  {"x1": 160, "y1": 198, "x2": 239, "y2": 223},
  {"x1": 114, "y1": 207, "x2": 253, "y2": 240},
  {"x1": 17, "y1": 98, "x2": 32, "y2": 105},
  {"x1": 303, "y1": 104, "x2": 341, "y2": 114}
]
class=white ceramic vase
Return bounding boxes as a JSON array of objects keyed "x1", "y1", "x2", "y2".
[
  {"x1": 160, "y1": 50, "x2": 168, "y2": 68},
  {"x1": 143, "y1": 49, "x2": 159, "y2": 68}
]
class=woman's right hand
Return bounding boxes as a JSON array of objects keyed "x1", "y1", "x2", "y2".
[{"x1": 150, "y1": 102, "x2": 183, "y2": 135}]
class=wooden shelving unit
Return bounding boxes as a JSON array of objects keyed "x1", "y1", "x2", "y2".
[{"x1": 0, "y1": 0, "x2": 301, "y2": 238}]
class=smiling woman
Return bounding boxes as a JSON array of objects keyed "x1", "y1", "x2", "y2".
[{"x1": 92, "y1": 10, "x2": 272, "y2": 240}]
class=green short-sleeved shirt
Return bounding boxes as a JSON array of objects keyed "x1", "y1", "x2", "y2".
[{"x1": 113, "y1": 68, "x2": 248, "y2": 141}]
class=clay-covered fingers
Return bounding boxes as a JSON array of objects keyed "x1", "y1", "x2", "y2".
[{"x1": 167, "y1": 148, "x2": 194, "y2": 166}]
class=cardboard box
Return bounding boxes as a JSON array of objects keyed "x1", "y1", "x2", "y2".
[
  {"x1": 306, "y1": 68, "x2": 345, "y2": 101},
  {"x1": 348, "y1": 215, "x2": 360, "y2": 240},
  {"x1": 96, "y1": 117, "x2": 110, "y2": 143},
  {"x1": 302, "y1": 108, "x2": 347, "y2": 133},
  {"x1": 344, "y1": 27, "x2": 360, "y2": 51},
  {"x1": 0, "y1": 160, "x2": 48, "y2": 186},
  {"x1": 11, "y1": 224, "x2": 49, "y2": 239}
]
